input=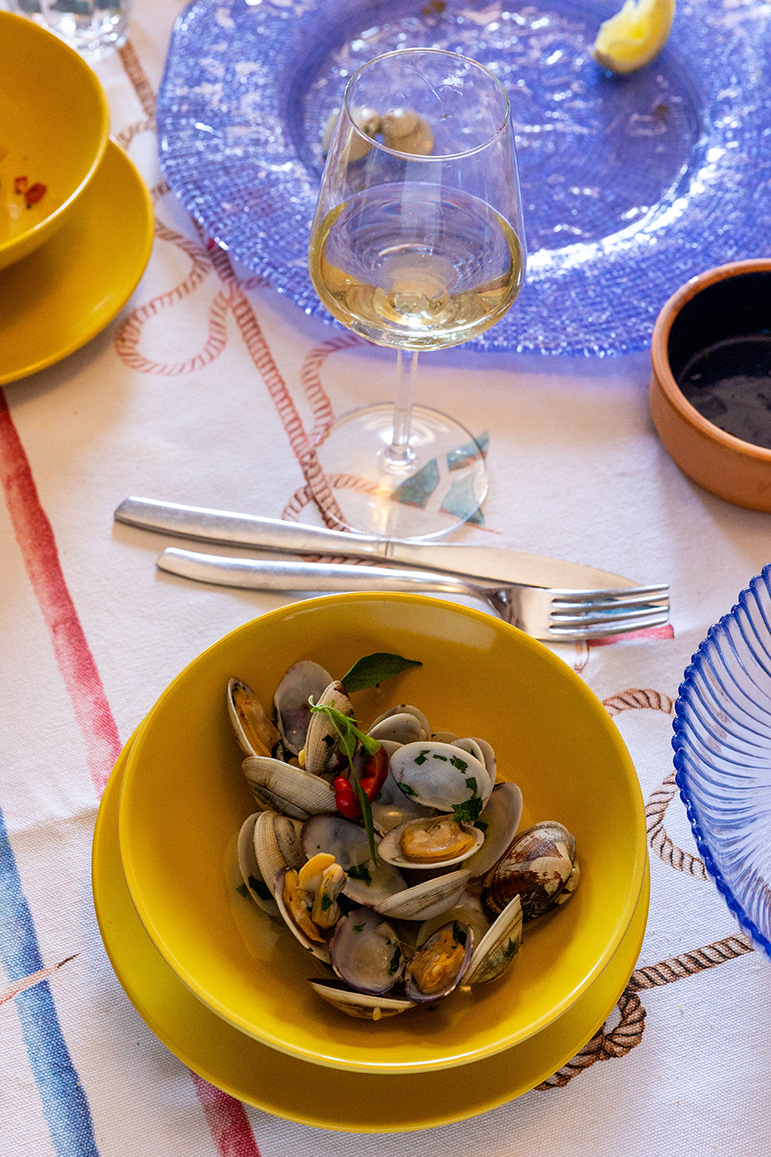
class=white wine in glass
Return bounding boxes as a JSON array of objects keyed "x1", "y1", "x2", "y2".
[{"x1": 309, "y1": 48, "x2": 526, "y2": 539}]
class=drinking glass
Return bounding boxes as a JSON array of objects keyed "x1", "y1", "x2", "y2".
[
  {"x1": 308, "y1": 47, "x2": 526, "y2": 539},
  {"x1": 9, "y1": 0, "x2": 131, "y2": 60}
]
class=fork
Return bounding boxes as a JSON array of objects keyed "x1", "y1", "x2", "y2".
[{"x1": 156, "y1": 548, "x2": 670, "y2": 643}]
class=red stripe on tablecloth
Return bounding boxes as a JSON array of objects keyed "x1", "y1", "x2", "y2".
[
  {"x1": 0, "y1": 391, "x2": 121, "y2": 794},
  {"x1": 589, "y1": 623, "x2": 674, "y2": 648},
  {"x1": 190, "y1": 1073, "x2": 262, "y2": 1156}
]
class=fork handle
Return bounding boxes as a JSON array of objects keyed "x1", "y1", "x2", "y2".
[{"x1": 156, "y1": 548, "x2": 482, "y2": 599}]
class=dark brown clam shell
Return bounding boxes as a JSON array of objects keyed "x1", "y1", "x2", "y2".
[{"x1": 481, "y1": 820, "x2": 577, "y2": 923}]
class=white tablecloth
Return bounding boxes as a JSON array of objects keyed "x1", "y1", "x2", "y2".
[{"x1": 1, "y1": 2, "x2": 770, "y2": 1153}]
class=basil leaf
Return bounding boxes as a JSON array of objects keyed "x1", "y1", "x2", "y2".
[{"x1": 341, "y1": 652, "x2": 422, "y2": 693}]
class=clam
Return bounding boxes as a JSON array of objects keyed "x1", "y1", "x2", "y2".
[
  {"x1": 228, "y1": 678, "x2": 282, "y2": 759},
  {"x1": 381, "y1": 107, "x2": 434, "y2": 155},
  {"x1": 389, "y1": 741, "x2": 493, "y2": 814},
  {"x1": 242, "y1": 755, "x2": 335, "y2": 819},
  {"x1": 404, "y1": 920, "x2": 473, "y2": 1002},
  {"x1": 274, "y1": 661, "x2": 332, "y2": 755},
  {"x1": 417, "y1": 891, "x2": 489, "y2": 950},
  {"x1": 481, "y1": 820, "x2": 579, "y2": 922},
  {"x1": 252, "y1": 808, "x2": 305, "y2": 899},
  {"x1": 236, "y1": 813, "x2": 280, "y2": 917},
  {"x1": 374, "y1": 869, "x2": 471, "y2": 922},
  {"x1": 329, "y1": 907, "x2": 405, "y2": 995},
  {"x1": 302, "y1": 680, "x2": 354, "y2": 775},
  {"x1": 368, "y1": 698, "x2": 428, "y2": 735},
  {"x1": 308, "y1": 978, "x2": 415, "y2": 1020},
  {"x1": 368, "y1": 712, "x2": 425, "y2": 746},
  {"x1": 463, "y1": 895, "x2": 523, "y2": 985},
  {"x1": 377, "y1": 814, "x2": 484, "y2": 870},
  {"x1": 274, "y1": 864, "x2": 332, "y2": 964}
]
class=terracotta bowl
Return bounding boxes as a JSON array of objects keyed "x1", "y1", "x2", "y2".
[{"x1": 649, "y1": 258, "x2": 771, "y2": 512}]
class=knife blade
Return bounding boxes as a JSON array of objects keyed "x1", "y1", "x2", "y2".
[{"x1": 115, "y1": 496, "x2": 639, "y2": 590}]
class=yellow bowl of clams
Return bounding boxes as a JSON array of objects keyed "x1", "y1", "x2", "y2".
[{"x1": 118, "y1": 593, "x2": 647, "y2": 1074}]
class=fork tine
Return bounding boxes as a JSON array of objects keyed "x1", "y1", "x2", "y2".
[
  {"x1": 550, "y1": 591, "x2": 669, "y2": 616},
  {"x1": 548, "y1": 608, "x2": 671, "y2": 639},
  {"x1": 550, "y1": 601, "x2": 670, "y2": 628},
  {"x1": 551, "y1": 584, "x2": 669, "y2": 605}
]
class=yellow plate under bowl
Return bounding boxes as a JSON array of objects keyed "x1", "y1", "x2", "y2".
[
  {"x1": 0, "y1": 11, "x2": 109, "y2": 270},
  {"x1": 95, "y1": 734, "x2": 650, "y2": 1132},
  {"x1": 0, "y1": 139, "x2": 153, "y2": 386},
  {"x1": 118, "y1": 594, "x2": 648, "y2": 1074}
]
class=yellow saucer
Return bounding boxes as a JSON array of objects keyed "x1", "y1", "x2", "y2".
[
  {"x1": 93, "y1": 737, "x2": 650, "y2": 1133},
  {"x1": 0, "y1": 140, "x2": 153, "y2": 385}
]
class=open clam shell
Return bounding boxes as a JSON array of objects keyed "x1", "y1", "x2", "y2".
[
  {"x1": 329, "y1": 907, "x2": 404, "y2": 995},
  {"x1": 228, "y1": 678, "x2": 282, "y2": 759},
  {"x1": 376, "y1": 815, "x2": 484, "y2": 870},
  {"x1": 242, "y1": 756, "x2": 335, "y2": 819},
  {"x1": 236, "y1": 813, "x2": 280, "y2": 917},
  {"x1": 308, "y1": 978, "x2": 415, "y2": 1020},
  {"x1": 390, "y1": 741, "x2": 493, "y2": 813},
  {"x1": 374, "y1": 869, "x2": 471, "y2": 922},
  {"x1": 404, "y1": 920, "x2": 473, "y2": 1003},
  {"x1": 464, "y1": 895, "x2": 523, "y2": 985},
  {"x1": 252, "y1": 809, "x2": 304, "y2": 899},
  {"x1": 368, "y1": 704, "x2": 431, "y2": 745},
  {"x1": 416, "y1": 891, "x2": 489, "y2": 950},
  {"x1": 303, "y1": 680, "x2": 354, "y2": 775},
  {"x1": 273, "y1": 865, "x2": 331, "y2": 964},
  {"x1": 273, "y1": 660, "x2": 332, "y2": 755}
]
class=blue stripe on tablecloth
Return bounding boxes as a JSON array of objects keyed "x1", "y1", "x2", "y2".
[{"x1": 0, "y1": 805, "x2": 99, "y2": 1157}]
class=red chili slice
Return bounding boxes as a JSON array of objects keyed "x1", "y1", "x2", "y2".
[{"x1": 24, "y1": 183, "x2": 47, "y2": 206}]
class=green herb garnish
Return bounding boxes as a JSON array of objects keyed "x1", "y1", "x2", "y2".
[
  {"x1": 347, "y1": 862, "x2": 372, "y2": 884},
  {"x1": 309, "y1": 698, "x2": 381, "y2": 862},
  {"x1": 341, "y1": 652, "x2": 422, "y2": 693},
  {"x1": 451, "y1": 796, "x2": 484, "y2": 823}
]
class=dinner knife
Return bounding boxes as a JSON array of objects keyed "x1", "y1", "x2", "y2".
[{"x1": 115, "y1": 496, "x2": 640, "y2": 590}]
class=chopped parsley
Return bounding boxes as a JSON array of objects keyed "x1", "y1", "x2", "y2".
[
  {"x1": 451, "y1": 796, "x2": 484, "y2": 823},
  {"x1": 347, "y1": 862, "x2": 372, "y2": 884}
]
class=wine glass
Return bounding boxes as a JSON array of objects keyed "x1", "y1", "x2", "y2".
[{"x1": 308, "y1": 47, "x2": 526, "y2": 540}]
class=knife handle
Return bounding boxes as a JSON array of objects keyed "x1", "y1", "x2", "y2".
[
  {"x1": 116, "y1": 498, "x2": 386, "y2": 559},
  {"x1": 156, "y1": 548, "x2": 480, "y2": 598}
]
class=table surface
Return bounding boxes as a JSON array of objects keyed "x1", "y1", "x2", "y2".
[{"x1": 1, "y1": 1, "x2": 770, "y2": 1154}]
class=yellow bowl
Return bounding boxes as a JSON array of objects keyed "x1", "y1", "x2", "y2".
[
  {"x1": 0, "y1": 12, "x2": 109, "y2": 271},
  {"x1": 118, "y1": 593, "x2": 647, "y2": 1075}
]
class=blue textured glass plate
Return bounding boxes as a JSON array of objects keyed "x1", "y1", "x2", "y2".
[
  {"x1": 157, "y1": 0, "x2": 771, "y2": 356},
  {"x1": 674, "y1": 565, "x2": 771, "y2": 959}
]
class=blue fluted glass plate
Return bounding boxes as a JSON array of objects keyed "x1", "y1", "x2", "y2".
[
  {"x1": 157, "y1": 0, "x2": 771, "y2": 356},
  {"x1": 673, "y1": 565, "x2": 771, "y2": 959}
]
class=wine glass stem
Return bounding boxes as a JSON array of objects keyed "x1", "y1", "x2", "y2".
[{"x1": 382, "y1": 350, "x2": 418, "y2": 472}]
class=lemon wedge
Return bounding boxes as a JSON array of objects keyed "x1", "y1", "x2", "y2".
[{"x1": 592, "y1": 0, "x2": 675, "y2": 74}]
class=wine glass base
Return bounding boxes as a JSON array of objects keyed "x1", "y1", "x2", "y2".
[{"x1": 314, "y1": 403, "x2": 488, "y2": 540}]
